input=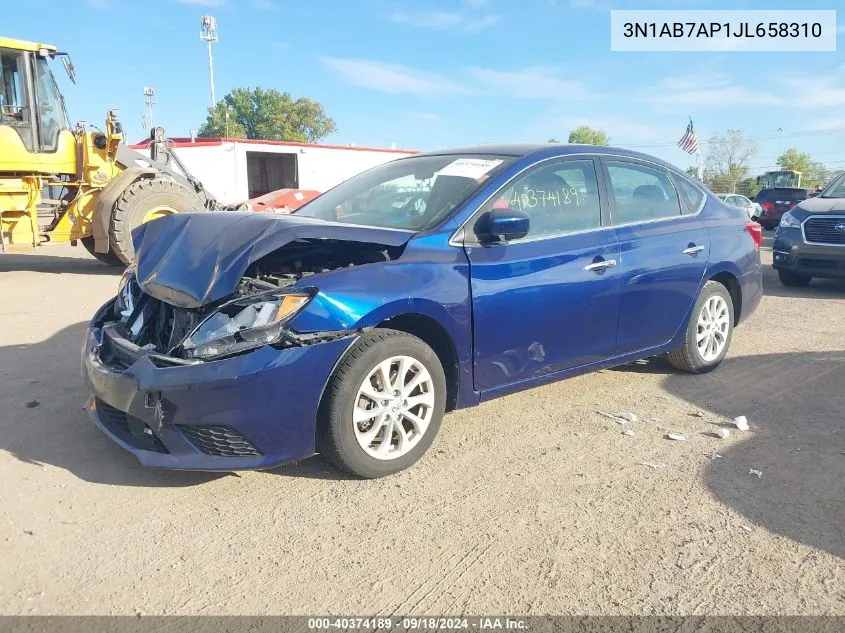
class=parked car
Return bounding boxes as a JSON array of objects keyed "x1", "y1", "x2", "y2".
[
  {"x1": 716, "y1": 193, "x2": 760, "y2": 220},
  {"x1": 82, "y1": 144, "x2": 763, "y2": 477},
  {"x1": 753, "y1": 187, "x2": 809, "y2": 230},
  {"x1": 772, "y1": 172, "x2": 845, "y2": 286}
]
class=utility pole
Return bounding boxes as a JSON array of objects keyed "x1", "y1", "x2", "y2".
[
  {"x1": 776, "y1": 127, "x2": 783, "y2": 156},
  {"x1": 200, "y1": 15, "x2": 219, "y2": 109},
  {"x1": 143, "y1": 86, "x2": 156, "y2": 131}
]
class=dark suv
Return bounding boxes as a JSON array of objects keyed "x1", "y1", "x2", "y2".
[
  {"x1": 772, "y1": 174, "x2": 845, "y2": 286},
  {"x1": 753, "y1": 187, "x2": 809, "y2": 230}
]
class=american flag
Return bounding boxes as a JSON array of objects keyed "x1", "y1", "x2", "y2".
[{"x1": 677, "y1": 119, "x2": 699, "y2": 155}]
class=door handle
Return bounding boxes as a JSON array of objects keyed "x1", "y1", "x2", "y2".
[
  {"x1": 682, "y1": 245, "x2": 705, "y2": 256},
  {"x1": 584, "y1": 258, "x2": 617, "y2": 272}
]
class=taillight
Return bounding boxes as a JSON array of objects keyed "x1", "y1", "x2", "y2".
[
  {"x1": 761, "y1": 202, "x2": 775, "y2": 211},
  {"x1": 745, "y1": 222, "x2": 763, "y2": 250}
]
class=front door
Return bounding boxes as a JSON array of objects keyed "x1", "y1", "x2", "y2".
[
  {"x1": 462, "y1": 157, "x2": 622, "y2": 393},
  {"x1": 602, "y1": 158, "x2": 710, "y2": 355}
]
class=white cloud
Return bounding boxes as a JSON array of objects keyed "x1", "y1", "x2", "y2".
[
  {"x1": 468, "y1": 66, "x2": 592, "y2": 100},
  {"x1": 320, "y1": 57, "x2": 472, "y2": 96},
  {"x1": 645, "y1": 70, "x2": 845, "y2": 111},
  {"x1": 389, "y1": 10, "x2": 499, "y2": 32}
]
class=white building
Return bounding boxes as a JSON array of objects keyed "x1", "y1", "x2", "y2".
[{"x1": 128, "y1": 137, "x2": 418, "y2": 204}]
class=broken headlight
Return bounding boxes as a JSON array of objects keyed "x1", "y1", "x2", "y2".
[
  {"x1": 181, "y1": 291, "x2": 313, "y2": 360},
  {"x1": 115, "y1": 268, "x2": 139, "y2": 320}
]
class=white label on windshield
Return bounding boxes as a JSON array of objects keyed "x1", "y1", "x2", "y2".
[{"x1": 438, "y1": 158, "x2": 503, "y2": 179}]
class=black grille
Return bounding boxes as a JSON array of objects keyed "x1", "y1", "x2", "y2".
[
  {"x1": 177, "y1": 425, "x2": 263, "y2": 457},
  {"x1": 94, "y1": 398, "x2": 168, "y2": 453},
  {"x1": 804, "y1": 217, "x2": 845, "y2": 245},
  {"x1": 798, "y1": 257, "x2": 845, "y2": 271}
]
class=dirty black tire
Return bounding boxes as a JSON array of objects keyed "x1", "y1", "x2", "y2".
[
  {"x1": 80, "y1": 236, "x2": 123, "y2": 266},
  {"x1": 667, "y1": 280, "x2": 734, "y2": 374},
  {"x1": 109, "y1": 177, "x2": 203, "y2": 265},
  {"x1": 317, "y1": 329, "x2": 447, "y2": 479},
  {"x1": 777, "y1": 269, "x2": 812, "y2": 287}
]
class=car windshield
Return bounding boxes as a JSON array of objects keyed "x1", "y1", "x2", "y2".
[
  {"x1": 295, "y1": 153, "x2": 514, "y2": 231},
  {"x1": 821, "y1": 173, "x2": 845, "y2": 198}
]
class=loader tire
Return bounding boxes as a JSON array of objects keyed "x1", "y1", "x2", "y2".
[
  {"x1": 109, "y1": 177, "x2": 204, "y2": 265},
  {"x1": 80, "y1": 236, "x2": 123, "y2": 266}
]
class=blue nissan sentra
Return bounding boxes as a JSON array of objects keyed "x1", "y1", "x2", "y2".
[{"x1": 83, "y1": 144, "x2": 763, "y2": 478}]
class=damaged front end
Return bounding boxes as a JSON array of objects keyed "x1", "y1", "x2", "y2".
[{"x1": 102, "y1": 235, "x2": 404, "y2": 363}]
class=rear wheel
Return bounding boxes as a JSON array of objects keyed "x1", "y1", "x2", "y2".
[
  {"x1": 317, "y1": 329, "x2": 447, "y2": 478},
  {"x1": 667, "y1": 281, "x2": 734, "y2": 374},
  {"x1": 109, "y1": 177, "x2": 203, "y2": 265},
  {"x1": 778, "y1": 270, "x2": 812, "y2": 287}
]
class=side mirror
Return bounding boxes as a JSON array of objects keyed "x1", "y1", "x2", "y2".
[{"x1": 478, "y1": 208, "x2": 530, "y2": 242}]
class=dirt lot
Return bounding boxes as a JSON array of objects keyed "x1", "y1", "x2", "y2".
[{"x1": 0, "y1": 238, "x2": 842, "y2": 616}]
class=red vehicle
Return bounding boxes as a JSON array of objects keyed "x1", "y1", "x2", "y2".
[{"x1": 752, "y1": 187, "x2": 809, "y2": 230}]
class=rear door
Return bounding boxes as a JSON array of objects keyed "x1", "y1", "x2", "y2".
[
  {"x1": 463, "y1": 156, "x2": 621, "y2": 392},
  {"x1": 601, "y1": 158, "x2": 710, "y2": 355}
]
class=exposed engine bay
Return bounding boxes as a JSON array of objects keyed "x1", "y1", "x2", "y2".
[
  {"x1": 100, "y1": 239, "x2": 401, "y2": 364},
  {"x1": 236, "y1": 239, "x2": 401, "y2": 295}
]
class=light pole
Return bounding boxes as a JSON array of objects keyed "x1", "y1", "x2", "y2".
[
  {"x1": 143, "y1": 86, "x2": 156, "y2": 131},
  {"x1": 776, "y1": 127, "x2": 783, "y2": 155},
  {"x1": 200, "y1": 15, "x2": 219, "y2": 109}
]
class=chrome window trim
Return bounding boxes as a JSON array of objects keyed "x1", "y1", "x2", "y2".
[
  {"x1": 801, "y1": 214, "x2": 845, "y2": 247},
  {"x1": 449, "y1": 152, "x2": 704, "y2": 248}
]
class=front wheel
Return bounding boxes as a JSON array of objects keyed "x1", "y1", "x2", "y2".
[
  {"x1": 317, "y1": 329, "x2": 447, "y2": 478},
  {"x1": 667, "y1": 281, "x2": 734, "y2": 374}
]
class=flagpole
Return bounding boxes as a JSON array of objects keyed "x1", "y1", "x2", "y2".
[{"x1": 696, "y1": 149, "x2": 703, "y2": 182}]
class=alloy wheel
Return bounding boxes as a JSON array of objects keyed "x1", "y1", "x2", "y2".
[
  {"x1": 696, "y1": 295, "x2": 730, "y2": 362},
  {"x1": 352, "y1": 355, "x2": 435, "y2": 460}
]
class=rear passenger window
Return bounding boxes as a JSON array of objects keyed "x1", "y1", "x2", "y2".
[
  {"x1": 674, "y1": 177, "x2": 705, "y2": 214},
  {"x1": 607, "y1": 161, "x2": 682, "y2": 224}
]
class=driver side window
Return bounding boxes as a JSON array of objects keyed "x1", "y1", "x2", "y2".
[{"x1": 476, "y1": 159, "x2": 602, "y2": 240}]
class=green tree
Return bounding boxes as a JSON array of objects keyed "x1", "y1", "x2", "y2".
[
  {"x1": 567, "y1": 125, "x2": 610, "y2": 145},
  {"x1": 198, "y1": 87, "x2": 337, "y2": 142},
  {"x1": 547, "y1": 138, "x2": 560, "y2": 143},
  {"x1": 735, "y1": 177, "x2": 760, "y2": 198},
  {"x1": 776, "y1": 148, "x2": 827, "y2": 188},
  {"x1": 703, "y1": 130, "x2": 757, "y2": 193}
]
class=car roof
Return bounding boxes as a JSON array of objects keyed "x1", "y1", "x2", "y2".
[{"x1": 415, "y1": 143, "x2": 690, "y2": 174}]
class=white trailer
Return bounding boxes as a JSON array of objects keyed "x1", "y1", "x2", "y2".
[{"x1": 128, "y1": 138, "x2": 417, "y2": 205}]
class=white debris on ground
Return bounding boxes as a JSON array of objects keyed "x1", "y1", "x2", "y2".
[
  {"x1": 639, "y1": 461, "x2": 667, "y2": 470},
  {"x1": 597, "y1": 411, "x2": 638, "y2": 424},
  {"x1": 734, "y1": 415, "x2": 750, "y2": 431},
  {"x1": 749, "y1": 468, "x2": 763, "y2": 478},
  {"x1": 666, "y1": 433, "x2": 689, "y2": 441},
  {"x1": 716, "y1": 427, "x2": 731, "y2": 439},
  {"x1": 622, "y1": 429, "x2": 635, "y2": 436}
]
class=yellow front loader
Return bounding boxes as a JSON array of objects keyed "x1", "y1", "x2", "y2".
[{"x1": 0, "y1": 37, "x2": 216, "y2": 265}]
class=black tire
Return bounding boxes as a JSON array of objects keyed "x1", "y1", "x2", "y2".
[
  {"x1": 667, "y1": 281, "x2": 734, "y2": 374},
  {"x1": 80, "y1": 236, "x2": 123, "y2": 266},
  {"x1": 317, "y1": 329, "x2": 447, "y2": 478},
  {"x1": 777, "y1": 270, "x2": 812, "y2": 287},
  {"x1": 109, "y1": 177, "x2": 203, "y2": 265}
]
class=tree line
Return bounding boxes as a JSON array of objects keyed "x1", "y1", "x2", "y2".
[{"x1": 552, "y1": 125, "x2": 833, "y2": 196}]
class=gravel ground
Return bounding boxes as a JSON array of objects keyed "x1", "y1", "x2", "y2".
[{"x1": 0, "y1": 237, "x2": 842, "y2": 616}]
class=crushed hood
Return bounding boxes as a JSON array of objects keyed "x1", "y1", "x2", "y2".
[{"x1": 132, "y1": 212, "x2": 413, "y2": 308}]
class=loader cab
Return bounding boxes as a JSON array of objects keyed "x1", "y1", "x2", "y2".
[{"x1": 0, "y1": 38, "x2": 74, "y2": 173}]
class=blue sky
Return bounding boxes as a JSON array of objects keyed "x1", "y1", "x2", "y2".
[{"x1": 4, "y1": 0, "x2": 844, "y2": 173}]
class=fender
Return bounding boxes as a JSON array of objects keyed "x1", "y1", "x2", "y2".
[{"x1": 92, "y1": 166, "x2": 157, "y2": 253}]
